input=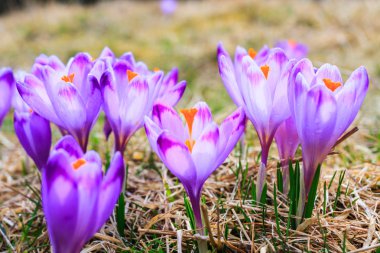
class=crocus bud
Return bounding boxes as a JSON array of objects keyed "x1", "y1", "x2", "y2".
[
  {"x1": 0, "y1": 68, "x2": 15, "y2": 128},
  {"x1": 14, "y1": 104, "x2": 51, "y2": 170}
]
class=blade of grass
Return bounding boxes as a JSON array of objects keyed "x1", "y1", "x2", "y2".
[
  {"x1": 277, "y1": 163, "x2": 283, "y2": 193},
  {"x1": 333, "y1": 170, "x2": 346, "y2": 215},
  {"x1": 304, "y1": 165, "x2": 321, "y2": 219}
]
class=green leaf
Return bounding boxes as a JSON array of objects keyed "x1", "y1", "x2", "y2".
[
  {"x1": 304, "y1": 164, "x2": 321, "y2": 219},
  {"x1": 184, "y1": 195, "x2": 196, "y2": 233},
  {"x1": 276, "y1": 162, "x2": 283, "y2": 193},
  {"x1": 116, "y1": 193, "x2": 125, "y2": 237},
  {"x1": 116, "y1": 165, "x2": 128, "y2": 237},
  {"x1": 323, "y1": 181, "x2": 327, "y2": 215},
  {"x1": 260, "y1": 183, "x2": 267, "y2": 206},
  {"x1": 273, "y1": 183, "x2": 283, "y2": 241},
  {"x1": 251, "y1": 180, "x2": 257, "y2": 204},
  {"x1": 333, "y1": 170, "x2": 346, "y2": 214}
]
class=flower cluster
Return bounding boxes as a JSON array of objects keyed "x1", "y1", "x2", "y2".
[
  {"x1": 218, "y1": 40, "x2": 369, "y2": 207},
  {"x1": 0, "y1": 39, "x2": 369, "y2": 252}
]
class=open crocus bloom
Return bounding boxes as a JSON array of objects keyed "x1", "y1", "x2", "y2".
[
  {"x1": 144, "y1": 102, "x2": 245, "y2": 231},
  {"x1": 14, "y1": 90, "x2": 51, "y2": 170},
  {"x1": 217, "y1": 42, "x2": 295, "y2": 199},
  {"x1": 99, "y1": 48, "x2": 186, "y2": 152},
  {"x1": 42, "y1": 136, "x2": 124, "y2": 253},
  {"x1": 17, "y1": 53, "x2": 102, "y2": 151},
  {"x1": 0, "y1": 68, "x2": 15, "y2": 127},
  {"x1": 289, "y1": 59, "x2": 369, "y2": 196},
  {"x1": 275, "y1": 39, "x2": 308, "y2": 61}
]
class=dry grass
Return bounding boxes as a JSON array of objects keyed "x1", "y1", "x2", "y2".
[{"x1": 0, "y1": 0, "x2": 380, "y2": 252}]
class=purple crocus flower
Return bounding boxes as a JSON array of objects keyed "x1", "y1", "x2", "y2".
[
  {"x1": 42, "y1": 135, "x2": 124, "y2": 253},
  {"x1": 274, "y1": 117, "x2": 299, "y2": 192},
  {"x1": 0, "y1": 68, "x2": 15, "y2": 128},
  {"x1": 14, "y1": 90, "x2": 51, "y2": 170},
  {"x1": 289, "y1": 59, "x2": 369, "y2": 196},
  {"x1": 17, "y1": 53, "x2": 102, "y2": 151},
  {"x1": 275, "y1": 40, "x2": 308, "y2": 61},
  {"x1": 99, "y1": 49, "x2": 186, "y2": 153},
  {"x1": 144, "y1": 102, "x2": 245, "y2": 232},
  {"x1": 217, "y1": 42, "x2": 295, "y2": 199},
  {"x1": 160, "y1": 0, "x2": 177, "y2": 15}
]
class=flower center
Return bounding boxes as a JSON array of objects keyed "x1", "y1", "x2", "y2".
[
  {"x1": 127, "y1": 70, "x2": 138, "y2": 81},
  {"x1": 260, "y1": 65, "x2": 270, "y2": 79},
  {"x1": 153, "y1": 67, "x2": 160, "y2": 72},
  {"x1": 61, "y1": 73, "x2": 75, "y2": 83},
  {"x1": 323, "y1": 78, "x2": 341, "y2": 92},
  {"x1": 248, "y1": 48, "x2": 257, "y2": 59},
  {"x1": 180, "y1": 108, "x2": 198, "y2": 153},
  {"x1": 72, "y1": 158, "x2": 86, "y2": 170}
]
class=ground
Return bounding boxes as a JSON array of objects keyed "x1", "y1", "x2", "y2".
[{"x1": 0, "y1": 0, "x2": 379, "y2": 252}]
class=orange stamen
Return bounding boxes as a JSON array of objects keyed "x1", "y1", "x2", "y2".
[
  {"x1": 185, "y1": 139, "x2": 196, "y2": 153},
  {"x1": 288, "y1": 39, "x2": 297, "y2": 48},
  {"x1": 127, "y1": 70, "x2": 138, "y2": 82},
  {"x1": 180, "y1": 108, "x2": 198, "y2": 136},
  {"x1": 28, "y1": 108, "x2": 33, "y2": 114},
  {"x1": 72, "y1": 158, "x2": 86, "y2": 170},
  {"x1": 153, "y1": 67, "x2": 160, "y2": 72},
  {"x1": 260, "y1": 65, "x2": 270, "y2": 79},
  {"x1": 248, "y1": 48, "x2": 257, "y2": 59},
  {"x1": 61, "y1": 73, "x2": 75, "y2": 83},
  {"x1": 323, "y1": 78, "x2": 341, "y2": 92}
]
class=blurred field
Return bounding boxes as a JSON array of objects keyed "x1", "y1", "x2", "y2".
[{"x1": 0, "y1": 0, "x2": 380, "y2": 252}]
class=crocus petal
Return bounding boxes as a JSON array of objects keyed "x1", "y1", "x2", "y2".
[
  {"x1": 119, "y1": 77, "x2": 149, "y2": 141},
  {"x1": 270, "y1": 59, "x2": 296, "y2": 126},
  {"x1": 290, "y1": 73, "x2": 310, "y2": 135},
  {"x1": 53, "y1": 135, "x2": 84, "y2": 161},
  {"x1": 68, "y1": 53, "x2": 93, "y2": 94},
  {"x1": 144, "y1": 116, "x2": 164, "y2": 153},
  {"x1": 156, "y1": 80, "x2": 186, "y2": 107},
  {"x1": 240, "y1": 55, "x2": 271, "y2": 136},
  {"x1": 156, "y1": 132, "x2": 197, "y2": 188},
  {"x1": 103, "y1": 116, "x2": 113, "y2": 141},
  {"x1": 191, "y1": 123, "x2": 220, "y2": 186},
  {"x1": 290, "y1": 58, "x2": 315, "y2": 86},
  {"x1": 334, "y1": 66, "x2": 369, "y2": 138},
  {"x1": 300, "y1": 85, "x2": 338, "y2": 192},
  {"x1": 100, "y1": 71, "x2": 120, "y2": 130},
  {"x1": 217, "y1": 107, "x2": 246, "y2": 166},
  {"x1": 0, "y1": 68, "x2": 14, "y2": 126},
  {"x1": 274, "y1": 116, "x2": 299, "y2": 161},
  {"x1": 95, "y1": 152, "x2": 125, "y2": 231},
  {"x1": 46, "y1": 80, "x2": 87, "y2": 135},
  {"x1": 217, "y1": 43, "x2": 244, "y2": 107},
  {"x1": 314, "y1": 64, "x2": 343, "y2": 86},
  {"x1": 265, "y1": 48, "x2": 289, "y2": 97},
  {"x1": 152, "y1": 103, "x2": 186, "y2": 142},
  {"x1": 14, "y1": 111, "x2": 51, "y2": 170},
  {"x1": 163, "y1": 68, "x2": 178, "y2": 87},
  {"x1": 17, "y1": 75, "x2": 62, "y2": 125},
  {"x1": 71, "y1": 157, "x2": 102, "y2": 244},
  {"x1": 233, "y1": 46, "x2": 247, "y2": 86},
  {"x1": 42, "y1": 151, "x2": 82, "y2": 253},
  {"x1": 99, "y1": 47, "x2": 115, "y2": 59},
  {"x1": 83, "y1": 75, "x2": 102, "y2": 129},
  {"x1": 191, "y1": 102, "x2": 213, "y2": 140}
]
